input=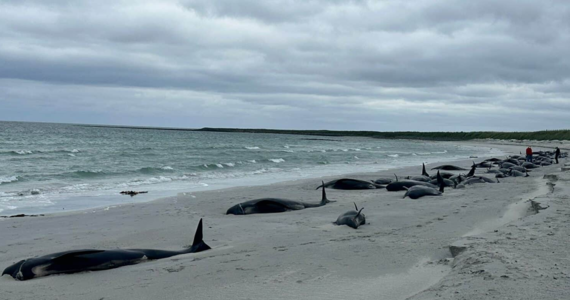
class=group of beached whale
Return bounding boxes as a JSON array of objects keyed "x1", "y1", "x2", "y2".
[
  {"x1": 225, "y1": 149, "x2": 566, "y2": 223},
  {"x1": 3, "y1": 150, "x2": 565, "y2": 281}
]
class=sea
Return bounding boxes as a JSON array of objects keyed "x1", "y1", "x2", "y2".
[{"x1": 0, "y1": 121, "x2": 504, "y2": 215}]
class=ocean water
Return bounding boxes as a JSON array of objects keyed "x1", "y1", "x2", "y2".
[{"x1": 0, "y1": 121, "x2": 504, "y2": 215}]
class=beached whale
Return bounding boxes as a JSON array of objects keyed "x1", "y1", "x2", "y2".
[
  {"x1": 403, "y1": 185, "x2": 442, "y2": 199},
  {"x1": 509, "y1": 169, "x2": 529, "y2": 177},
  {"x1": 317, "y1": 178, "x2": 384, "y2": 190},
  {"x1": 386, "y1": 175, "x2": 439, "y2": 192},
  {"x1": 373, "y1": 178, "x2": 393, "y2": 185},
  {"x1": 484, "y1": 158, "x2": 502, "y2": 162},
  {"x1": 509, "y1": 166, "x2": 528, "y2": 173},
  {"x1": 429, "y1": 177, "x2": 456, "y2": 187},
  {"x1": 456, "y1": 176, "x2": 498, "y2": 188},
  {"x1": 226, "y1": 182, "x2": 333, "y2": 215},
  {"x1": 334, "y1": 203, "x2": 366, "y2": 229},
  {"x1": 2, "y1": 219, "x2": 210, "y2": 281},
  {"x1": 522, "y1": 162, "x2": 540, "y2": 169},
  {"x1": 430, "y1": 171, "x2": 454, "y2": 179},
  {"x1": 473, "y1": 161, "x2": 493, "y2": 168},
  {"x1": 500, "y1": 162, "x2": 518, "y2": 169},
  {"x1": 431, "y1": 165, "x2": 468, "y2": 171},
  {"x1": 403, "y1": 171, "x2": 446, "y2": 199},
  {"x1": 407, "y1": 175, "x2": 431, "y2": 182}
]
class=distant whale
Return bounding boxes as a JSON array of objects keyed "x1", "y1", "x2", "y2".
[
  {"x1": 317, "y1": 178, "x2": 384, "y2": 190},
  {"x1": 226, "y1": 182, "x2": 334, "y2": 215},
  {"x1": 431, "y1": 165, "x2": 468, "y2": 171},
  {"x1": 2, "y1": 219, "x2": 210, "y2": 281},
  {"x1": 403, "y1": 185, "x2": 442, "y2": 199},
  {"x1": 373, "y1": 177, "x2": 393, "y2": 185},
  {"x1": 386, "y1": 174, "x2": 439, "y2": 192}
]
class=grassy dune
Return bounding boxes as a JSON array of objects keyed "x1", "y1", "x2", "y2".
[{"x1": 198, "y1": 128, "x2": 570, "y2": 141}]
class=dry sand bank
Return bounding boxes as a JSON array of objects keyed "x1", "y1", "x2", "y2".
[
  {"x1": 411, "y1": 163, "x2": 570, "y2": 300},
  {"x1": 0, "y1": 142, "x2": 566, "y2": 300}
]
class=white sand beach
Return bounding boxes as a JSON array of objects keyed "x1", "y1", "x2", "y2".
[{"x1": 1, "y1": 142, "x2": 568, "y2": 300}]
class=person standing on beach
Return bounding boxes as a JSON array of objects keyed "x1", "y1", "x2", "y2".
[
  {"x1": 526, "y1": 146, "x2": 533, "y2": 162},
  {"x1": 555, "y1": 147, "x2": 561, "y2": 164}
]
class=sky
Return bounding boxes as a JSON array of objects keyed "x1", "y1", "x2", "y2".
[{"x1": 1, "y1": 0, "x2": 569, "y2": 131}]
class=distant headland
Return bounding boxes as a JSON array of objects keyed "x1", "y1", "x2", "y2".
[{"x1": 75, "y1": 123, "x2": 570, "y2": 141}]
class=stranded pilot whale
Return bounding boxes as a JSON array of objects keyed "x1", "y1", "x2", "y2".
[
  {"x1": 431, "y1": 165, "x2": 468, "y2": 171},
  {"x1": 317, "y1": 178, "x2": 384, "y2": 190},
  {"x1": 334, "y1": 203, "x2": 365, "y2": 229},
  {"x1": 403, "y1": 171, "x2": 445, "y2": 199},
  {"x1": 226, "y1": 182, "x2": 334, "y2": 215},
  {"x1": 2, "y1": 219, "x2": 211, "y2": 281}
]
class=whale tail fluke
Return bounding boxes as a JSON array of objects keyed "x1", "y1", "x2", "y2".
[
  {"x1": 354, "y1": 207, "x2": 364, "y2": 220},
  {"x1": 189, "y1": 218, "x2": 211, "y2": 253}
]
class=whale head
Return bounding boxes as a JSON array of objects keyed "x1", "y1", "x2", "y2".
[
  {"x1": 2, "y1": 259, "x2": 37, "y2": 281},
  {"x1": 226, "y1": 203, "x2": 246, "y2": 215}
]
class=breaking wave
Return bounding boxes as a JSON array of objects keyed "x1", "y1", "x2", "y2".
[
  {"x1": 0, "y1": 176, "x2": 20, "y2": 185},
  {"x1": 268, "y1": 158, "x2": 285, "y2": 163}
]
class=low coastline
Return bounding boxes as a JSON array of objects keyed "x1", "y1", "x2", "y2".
[{"x1": 0, "y1": 142, "x2": 567, "y2": 299}]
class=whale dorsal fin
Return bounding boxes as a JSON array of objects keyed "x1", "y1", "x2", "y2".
[
  {"x1": 190, "y1": 218, "x2": 211, "y2": 253},
  {"x1": 466, "y1": 165, "x2": 476, "y2": 177},
  {"x1": 321, "y1": 181, "x2": 327, "y2": 202},
  {"x1": 52, "y1": 250, "x2": 105, "y2": 261},
  {"x1": 320, "y1": 181, "x2": 334, "y2": 205},
  {"x1": 437, "y1": 171, "x2": 445, "y2": 193},
  {"x1": 422, "y1": 163, "x2": 430, "y2": 177},
  {"x1": 353, "y1": 202, "x2": 358, "y2": 211}
]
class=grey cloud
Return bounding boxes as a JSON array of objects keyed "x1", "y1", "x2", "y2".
[{"x1": 0, "y1": 0, "x2": 569, "y2": 131}]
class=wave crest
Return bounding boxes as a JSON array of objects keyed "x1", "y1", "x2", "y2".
[
  {"x1": 0, "y1": 176, "x2": 20, "y2": 184},
  {"x1": 268, "y1": 158, "x2": 285, "y2": 163}
]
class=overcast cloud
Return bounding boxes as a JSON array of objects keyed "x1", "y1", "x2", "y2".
[{"x1": 1, "y1": 0, "x2": 569, "y2": 131}]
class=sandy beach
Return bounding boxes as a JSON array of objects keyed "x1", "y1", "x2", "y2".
[{"x1": 0, "y1": 141, "x2": 568, "y2": 300}]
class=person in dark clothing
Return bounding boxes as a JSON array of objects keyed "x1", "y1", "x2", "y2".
[
  {"x1": 555, "y1": 147, "x2": 561, "y2": 164},
  {"x1": 526, "y1": 146, "x2": 533, "y2": 162}
]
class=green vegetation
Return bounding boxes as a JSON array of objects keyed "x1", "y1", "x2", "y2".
[{"x1": 198, "y1": 128, "x2": 570, "y2": 141}]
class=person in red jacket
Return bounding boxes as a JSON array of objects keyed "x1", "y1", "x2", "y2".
[{"x1": 526, "y1": 146, "x2": 533, "y2": 162}]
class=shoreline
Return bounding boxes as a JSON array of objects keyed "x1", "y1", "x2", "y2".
[
  {"x1": 0, "y1": 142, "x2": 566, "y2": 299},
  {"x1": 1, "y1": 140, "x2": 507, "y2": 218}
]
